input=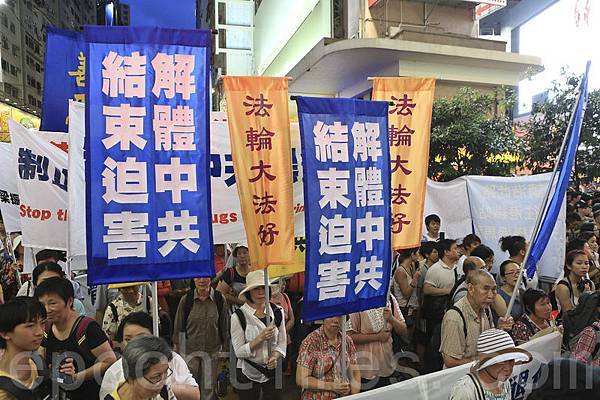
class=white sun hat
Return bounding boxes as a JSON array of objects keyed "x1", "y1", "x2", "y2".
[
  {"x1": 472, "y1": 329, "x2": 532, "y2": 372},
  {"x1": 238, "y1": 269, "x2": 274, "y2": 299}
]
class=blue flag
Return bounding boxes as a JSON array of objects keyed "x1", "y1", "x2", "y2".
[
  {"x1": 526, "y1": 61, "x2": 591, "y2": 278},
  {"x1": 297, "y1": 96, "x2": 392, "y2": 322},
  {"x1": 41, "y1": 27, "x2": 86, "y2": 132},
  {"x1": 84, "y1": 26, "x2": 214, "y2": 284}
]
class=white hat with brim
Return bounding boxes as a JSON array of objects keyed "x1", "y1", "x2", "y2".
[
  {"x1": 12, "y1": 235, "x2": 22, "y2": 251},
  {"x1": 238, "y1": 270, "x2": 274, "y2": 300},
  {"x1": 473, "y1": 349, "x2": 532, "y2": 371},
  {"x1": 471, "y1": 329, "x2": 532, "y2": 372}
]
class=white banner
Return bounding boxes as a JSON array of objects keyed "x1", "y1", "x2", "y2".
[
  {"x1": 423, "y1": 177, "x2": 473, "y2": 241},
  {"x1": 9, "y1": 120, "x2": 69, "y2": 250},
  {"x1": 0, "y1": 142, "x2": 21, "y2": 233},
  {"x1": 467, "y1": 174, "x2": 566, "y2": 279},
  {"x1": 68, "y1": 101, "x2": 86, "y2": 257},
  {"x1": 346, "y1": 331, "x2": 561, "y2": 400},
  {"x1": 210, "y1": 112, "x2": 305, "y2": 244}
]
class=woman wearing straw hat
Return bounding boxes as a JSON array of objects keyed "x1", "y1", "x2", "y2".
[
  {"x1": 230, "y1": 270, "x2": 286, "y2": 400},
  {"x1": 449, "y1": 329, "x2": 532, "y2": 400}
]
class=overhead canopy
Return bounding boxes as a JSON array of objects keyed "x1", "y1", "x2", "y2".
[{"x1": 286, "y1": 37, "x2": 543, "y2": 98}]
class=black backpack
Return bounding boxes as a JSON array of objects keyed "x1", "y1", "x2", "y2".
[
  {"x1": 180, "y1": 288, "x2": 227, "y2": 344},
  {"x1": 562, "y1": 291, "x2": 600, "y2": 355},
  {"x1": 449, "y1": 276, "x2": 467, "y2": 304},
  {"x1": 233, "y1": 302, "x2": 283, "y2": 332},
  {"x1": 422, "y1": 267, "x2": 459, "y2": 323},
  {"x1": 0, "y1": 353, "x2": 48, "y2": 400}
]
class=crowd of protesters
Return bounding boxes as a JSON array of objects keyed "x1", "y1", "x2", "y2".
[{"x1": 0, "y1": 188, "x2": 599, "y2": 399}]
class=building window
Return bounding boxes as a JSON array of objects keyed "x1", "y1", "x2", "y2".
[
  {"x1": 37, "y1": 99, "x2": 42, "y2": 108},
  {"x1": 35, "y1": 63, "x2": 40, "y2": 72},
  {"x1": 9, "y1": 22, "x2": 15, "y2": 34},
  {"x1": 1, "y1": 59, "x2": 8, "y2": 72},
  {"x1": 10, "y1": 64, "x2": 17, "y2": 76},
  {"x1": 12, "y1": 44, "x2": 18, "y2": 57},
  {"x1": 2, "y1": 36, "x2": 8, "y2": 50}
]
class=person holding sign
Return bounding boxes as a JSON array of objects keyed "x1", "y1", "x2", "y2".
[
  {"x1": 348, "y1": 297, "x2": 407, "y2": 391},
  {"x1": 296, "y1": 317, "x2": 361, "y2": 399},
  {"x1": 230, "y1": 270, "x2": 286, "y2": 400}
]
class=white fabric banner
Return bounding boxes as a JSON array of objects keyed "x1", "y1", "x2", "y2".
[
  {"x1": 68, "y1": 101, "x2": 86, "y2": 257},
  {"x1": 0, "y1": 142, "x2": 21, "y2": 232},
  {"x1": 345, "y1": 331, "x2": 561, "y2": 400},
  {"x1": 9, "y1": 120, "x2": 69, "y2": 250},
  {"x1": 210, "y1": 112, "x2": 305, "y2": 244},
  {"x1": 467, "y1": 174, "x2": 566, "y2": 279},
  {"x1": 423, "y1": 177, "x2": 473, "y2": 241}
]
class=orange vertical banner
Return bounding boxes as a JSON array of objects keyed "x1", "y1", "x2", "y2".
[
  {"x1": 373, "y1": 78, "x2": 435, "y2": 250},
  {"x1": 223, "y1": 77, "x2": 294, "y2": 270}
]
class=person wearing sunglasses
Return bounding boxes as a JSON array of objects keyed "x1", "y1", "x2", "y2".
[{"x1": 105, "y1": 336, "x2": 176, "y2": 400}]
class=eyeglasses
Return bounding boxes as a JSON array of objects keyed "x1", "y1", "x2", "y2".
[{"x1": 144, "y1": 367, "x2": 173, "y2": 385}]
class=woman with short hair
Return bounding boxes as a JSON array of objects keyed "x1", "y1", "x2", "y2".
[
  {"x1": 511, "y1": 289, "x2": 555, "y2": 345},
  {"x1": 105, "y1": 336, "x2": 175, "y2": 400}
]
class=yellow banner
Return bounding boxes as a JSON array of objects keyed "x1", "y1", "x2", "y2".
[
  {"x1": 223, "y1": 77, "x2": 294, "y2": 270},
  {"x1": 268, "y1": 237, "x2": 305, "y2": 278},
  {"x1": 373, "y1": 78, "x2": 435, "y2": 250}
]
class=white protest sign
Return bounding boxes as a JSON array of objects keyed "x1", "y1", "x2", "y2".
[
  {"x1": 467, "y1": 174, "x2": 566, "y2": 279},
  {"x1": 346, "y1": 331, "x2": 561, "y2": 400},
  {"x1": 0, "y1": 142, "x2": 21, "y2": 232},
  {"x1": 423, "y1": 177, "x2": 473, "y2": 240},
  {"x1": 9, "y1": 119, "x2": 69, "y2": 250},
  {"x1": 68, "y1": 100, "x2": 86, "y2": 257}
]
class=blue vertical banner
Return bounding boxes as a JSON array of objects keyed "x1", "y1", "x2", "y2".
[
  {"x1": 526, "y1": 61, "x2": 591, "y2": 278},
  {"x1": 297, "y1": 97, "x2": 392, "y2": 322},
  {"x1": 41, "y1": 27, "x2": 86, "y2": 132},
  {"x1": 84, "y1": 26, "x2": 214, "y2": 284}
]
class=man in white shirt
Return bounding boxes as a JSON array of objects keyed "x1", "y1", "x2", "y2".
[{"x1": 422, "y1": 239, "x2": 461, "y2": 344}]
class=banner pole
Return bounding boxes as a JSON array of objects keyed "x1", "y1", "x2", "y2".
[
  {"x1": 506, "y1": 79, "x2": 585, "y2": 318},
  {"x1": 341, "y1": 315, "x2": 348, "y2": 381},
  {"x1": 151, "y1": 281, "x2": 159, "y2": 336},
  {"x1": 264, "y1": 268, "x2": 272, "y2": 356}
]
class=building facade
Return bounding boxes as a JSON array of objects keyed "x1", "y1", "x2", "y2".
[
  {"x1": 0, "y1": 0, "x2": 94, "y2": 119},
  {"x1": 207, "y1": 0, "x2": 545, "y2": 112}
]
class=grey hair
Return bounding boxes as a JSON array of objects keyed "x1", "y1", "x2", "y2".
[
  {"x1": 466, "y1": 268, "x2": 494, "y2": 286},
  {"x1": 122, "y1": 336, "x2": 173, "y2": 380}
]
